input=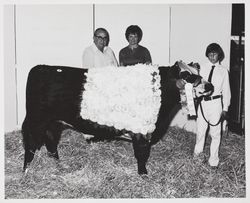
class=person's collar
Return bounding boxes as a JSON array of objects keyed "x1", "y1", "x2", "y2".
[
  {"x1": 208, "y1": 61, "x2": 219, "y2": 67},
  {"x1": 129, "y1": 44, "x2": 139, "y2": 50},
  {"x1": 92, "y1": 43, "x2": 107, "y2": 52},
  {"x1": 92, "y1": 43, "x2": 99, "y2": 52}
]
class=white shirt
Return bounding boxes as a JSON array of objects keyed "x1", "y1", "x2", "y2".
[
  {"x1": 199, "y1": 62, "x2": 231, "y2": 111},
  {"x1": 82, "y1": 44, "x2": 118, "y2": 68}
]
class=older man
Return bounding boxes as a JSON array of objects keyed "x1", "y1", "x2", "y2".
[{"x1": 82, "y1": 28, "x2": 118, "y2": 68}]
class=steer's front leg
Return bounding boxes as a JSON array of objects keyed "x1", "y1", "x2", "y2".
[{"x1": 132, "y1": 134, "x2": 151, "y2": 175}]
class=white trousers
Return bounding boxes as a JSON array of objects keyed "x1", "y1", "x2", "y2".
[{"x1": 194, "y1": 98, "x2": 222, "y2": 166}]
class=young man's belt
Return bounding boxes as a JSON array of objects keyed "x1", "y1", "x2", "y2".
[{"x1": 203, "y1": 95, "x2": 222, "y2": 101}]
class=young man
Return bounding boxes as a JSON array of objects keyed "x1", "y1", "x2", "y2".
[
  {"x1": 82, "y1": 28, "x2": 118, "y2": 68},
  {"x1": 193, "y1": 43, "x2": 231, "y2": 169}
]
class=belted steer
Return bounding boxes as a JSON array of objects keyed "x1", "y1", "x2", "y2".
[{"x1": 21, "y1": 62, "x2": 213, "y2": 175}]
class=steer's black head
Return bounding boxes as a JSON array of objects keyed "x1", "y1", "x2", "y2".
[
  {"x1": 177, "y1": 61, "x2": 214, "y2": 96},
  {"x1": 177, "y1": 61, "x2": 201, "y2": 85}
]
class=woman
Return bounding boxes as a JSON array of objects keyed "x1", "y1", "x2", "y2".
[{"x1": 119, "y1": 25, "x2": 152, "y2": 66}]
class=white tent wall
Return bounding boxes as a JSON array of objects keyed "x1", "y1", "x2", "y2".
[
  {"x1": 15, "y1": 4, "x2": 93, "y2": 132},
  {"x1": 4, "y1": 5, "x2": 17, "y2": 133},
  {"x1": 95, "y1": 4, "x2": 171, "y2": 66}
]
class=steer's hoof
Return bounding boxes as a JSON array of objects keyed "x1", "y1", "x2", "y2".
[
  {"x1": 138, "y1": 166, "x2": 148, "y2": 175},
  {"x1": 22, "y1": 164, "x2": 30, "y2": 174}
]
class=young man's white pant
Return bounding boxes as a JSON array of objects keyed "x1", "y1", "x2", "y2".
[{"x1": 194, "y1": 98, "x2": 222, "y2": 167}]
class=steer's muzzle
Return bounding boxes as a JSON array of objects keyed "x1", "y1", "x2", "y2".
[
  {"x1": 204, "y1": 82, "x2": 214, "y2": 94},
  {"x1": 194, "y1": 80, "x2": 214, "y2": 98}
]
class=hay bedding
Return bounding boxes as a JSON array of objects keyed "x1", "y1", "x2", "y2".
[{"x1": 5, "y1": 127, "x2": 245, "y2": 198}]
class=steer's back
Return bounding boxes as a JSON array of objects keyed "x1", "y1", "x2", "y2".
[{"x1": 25, "y1": 65, "x2": 87, "y2": 123}]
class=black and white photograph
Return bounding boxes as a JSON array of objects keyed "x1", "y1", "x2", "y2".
[{"x1": 1, "y1": 0, "x2": 248, "y2": 201}]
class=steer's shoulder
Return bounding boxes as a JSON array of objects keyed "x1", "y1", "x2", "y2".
[{"x1": 158, "y1": 64, "x2": 180, "y2": 81}]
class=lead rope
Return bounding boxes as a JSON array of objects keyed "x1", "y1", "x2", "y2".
[
  {"x1": 198, "y1": 65, "x2": 221, "y2": 126},
  {"x1": 199, "y1": 101, "x2": 222, "y2": 126}
]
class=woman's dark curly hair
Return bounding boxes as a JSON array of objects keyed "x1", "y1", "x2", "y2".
[
  {"x1": 125, "y1": 25, "x2": 143, "y2": 43},
  {"x1": 205, "y1": 43, "x2": 225, "y2": 63}
]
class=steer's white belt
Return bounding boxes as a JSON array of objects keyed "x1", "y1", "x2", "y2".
[{"x1": 80, "y1": 64, "x2": 162, "y2": 135}]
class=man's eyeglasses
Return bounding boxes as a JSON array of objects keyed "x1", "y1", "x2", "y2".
[{"x1": 94, "y1": 35, "x2": 108, "y2": 41}]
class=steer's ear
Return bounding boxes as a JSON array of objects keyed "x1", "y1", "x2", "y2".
[
  {"x1": 188, "y1": 62, "x2": 200, "y2": 71},
  {"x1": 193, "y1": 63, "x2": 200, "y2": 70}
]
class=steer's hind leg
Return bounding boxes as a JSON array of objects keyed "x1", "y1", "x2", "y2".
[
  {"x1": 45, "y1": 121, "x2": 63, "y2": 160},
  {"x1": 23, "y1": 147, "x2": 36, "y2": 172},
  {"x1": 132, "y1": 134, "x2": 151, "y2": 175}
]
